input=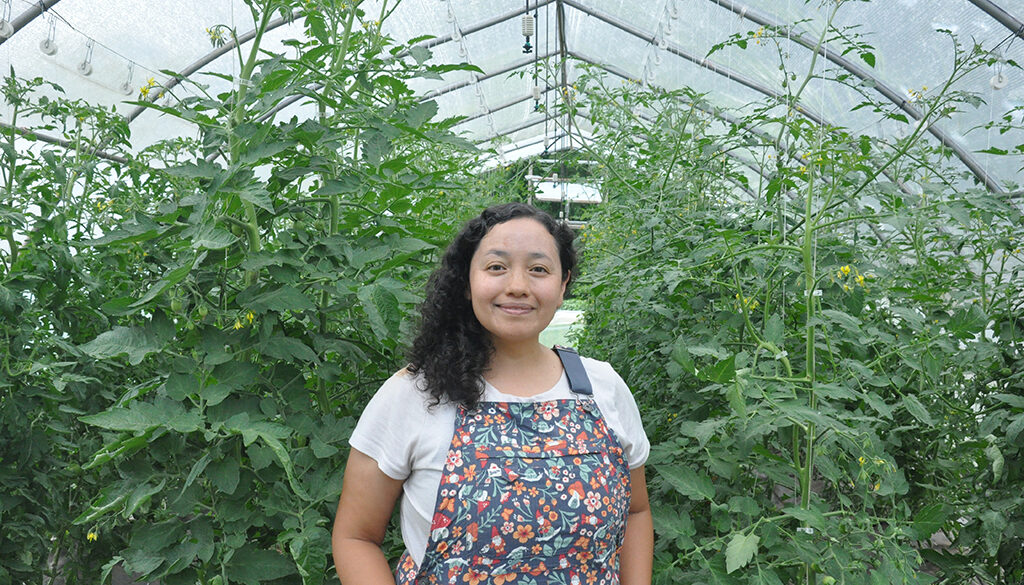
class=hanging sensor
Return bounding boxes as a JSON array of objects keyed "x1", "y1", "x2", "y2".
[
  {"x1": 39, "y1": 38, "x2": 57, "y2": 55},
  {"x1": 522, "y1": 13, "x2": 534, "y2": 53},
  {"x1": 78, "y1": 40, "x2": 95, "y2": 76},
  {"x1": 990, "y1": 73, "x2": 1007, "y2": 90}
]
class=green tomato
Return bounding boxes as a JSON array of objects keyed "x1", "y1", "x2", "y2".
[
  {"x1": 197, "y1": 305, "x2": 209, "y2": 319},
  {"x1": 170, "y1": 298, "x2": 183, "y2": 312},
  {"x1": 822, "y1": 577, "x2": 837, "y2": 585}
]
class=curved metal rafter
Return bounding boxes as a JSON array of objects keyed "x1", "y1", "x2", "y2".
[
  {"x1": 967, "y1": 0, "x2": 1024, "y2": 40},
  {"x1": 420, "y1": 49, "x2": 559, "y2": 102},
  {"x1": 0, "y1": 120, "x2": 127, "y2": 164},
  {"x1": 403, "y1": 0, "x2": 556, "y2": 54},
  {"x1": 701, "y1": 0, "x2": 1004, "y2": 193},
  {"x1": 571, "y1": 49, "x2": 916, "y2": 199},
  {"x1": 127, "y1": 10, "x2": 301, "y2": 123},
  {"x1": 0, "y1": 0, "x2": 61, "y2": 48},
  {"x1": 561, "y1": 1, "x2": 831, "y2": 127}
]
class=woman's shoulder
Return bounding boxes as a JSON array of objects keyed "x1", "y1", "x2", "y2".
[{"x1": 576, "y1": 354, "x2": 627, "y2": 387}]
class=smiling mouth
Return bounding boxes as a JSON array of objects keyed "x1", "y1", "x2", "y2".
[{"x1": 497, "y1": 304, "x2": 533, "y2": 314}]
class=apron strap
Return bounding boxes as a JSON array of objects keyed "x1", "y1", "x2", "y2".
[{"x1": 552, "y1": 345, "x2": 593, "y2": 396}]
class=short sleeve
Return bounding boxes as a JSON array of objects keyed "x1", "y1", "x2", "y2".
[
  {"x1": 609, "y1": 368, "x2": 650, "y2": 469},
  {"x1": 348, "y1": 371, "x2": 428, "y2": 480}
]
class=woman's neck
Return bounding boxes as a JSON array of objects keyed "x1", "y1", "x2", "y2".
[{"x1": 484, "y1": 340, "x2": 564, "y2": 397}]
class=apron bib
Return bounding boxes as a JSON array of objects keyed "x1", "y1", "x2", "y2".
[{"x1": 395, "y1": 347, "x2": 632, "y2": 585}]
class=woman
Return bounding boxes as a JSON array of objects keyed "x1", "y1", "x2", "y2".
[{"x1": 332, "y1": 202, "x2": 652, "y2": 585}]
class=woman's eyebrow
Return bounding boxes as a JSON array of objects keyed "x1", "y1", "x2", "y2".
[{"x1": 481, "y1": 249, "x2": 553, "y2": 261}]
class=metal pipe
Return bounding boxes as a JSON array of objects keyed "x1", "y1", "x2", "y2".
[
  {"x1": 966, "y1": 0, "x2": 1024, "y2": 41},
  {"x1": 0, "y1": 0, "x2": 61, "y2": 47}
]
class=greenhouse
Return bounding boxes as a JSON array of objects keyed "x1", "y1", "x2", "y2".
[{"x1": 1, "y1": 0, "x2": 1022, "y2": 583}]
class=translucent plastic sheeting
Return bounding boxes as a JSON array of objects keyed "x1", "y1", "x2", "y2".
[
  {"x1": 533, "y1": 180, "x2": 602, "y2": 203},
  {"x1": 2, "y1": 0, "x2": 1022, "y2": 189}
]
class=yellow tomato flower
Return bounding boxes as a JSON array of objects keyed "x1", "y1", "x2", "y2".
[
  {"x1": 246, "y1": 311, "x2": 254, "y2": 323},
  {"x1": 858, "y1": 456, "x2": 866, "y2": 466},
  {"x1": 233, "y1": 319, "x2": 243, "y2": 330},
  {"x1": 87, "y1": 531, "x2": 98, "y2": 542},
  {"x1": 840, "y1": 265, "x2": 851, "y2": 276}
]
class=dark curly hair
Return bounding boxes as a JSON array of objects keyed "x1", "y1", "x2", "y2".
[{"x1": 407, "y1": 202, "x2": 577, "y2": 408}]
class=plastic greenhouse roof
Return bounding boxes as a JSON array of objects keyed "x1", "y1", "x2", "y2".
[{"x1": 2, "y1": 0, "x2": 1023, "y2": 193}]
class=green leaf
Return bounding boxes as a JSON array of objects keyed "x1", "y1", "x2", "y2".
[
  {"x1": 658, "y1": 464, "x2": 715, "y2": 501},
  {"x1": 402, "y1": 100, "x2": 438, "y2": 129},
  {"x1": 191, "y1": 224, "x2": 237, "y2": 250},
  {"x1": 700, "y1": 355, "x2": 736, "y2": 383},
  {"x1": 781, "y1": 506, "x2": 826, "y2": 530},
  {"x1": 911, "y1": 503, "x2": 948, "y2": 540},
  {"x1": 73, "y1": 482, "x2": 132, "y2": 525},
  {"x1": 764, "y1": 314, "x2": 784, "y2": 346},
  {"x1": 207, "y1": 457, "x2": 240, "y2": 494},
  {"x1": 262, "y1": 335, "x2": 319, "y2": 363},
  {"x1": 123, "y1": 479, "x2": 166, "y2": 519},
  {"x1": 651, "y1": 507, "x2": 695, "y2": 550},
  {"x1": 80, "y1": 326, "x2": 162, "y2": 365},
  {"x1": 243, "y1": 285, "x2": 315, "y2": 313},
  {"x1": 130, "y1": 252, "x2": 206, "y2": 309},
  {"x1": 80, "y1": 406, "x2": 163, "y2": 432},
  {"x1": 289, "y1": 527, "x2": 332, "y2": 585},
  {"x1": 993, "y1": 394, "x2": 1024, "y2": 409},
  {"x1": 357, "y1": 283, "x2": 400, "y2": 341},
  {"x1": 225, "y1": 544, "x2": 298, "y2": 585},
  {"x1": 985, "y1": 440, "x2": 1004, "y2": 482},
  {"x1": 902, "y1": 394, "x2": 934, "y2": 426},
  {"x1": 860, "y1": 51, "x2": 875, "y2": 67},
  {"x1": 409, "y1": 45, "x2": 432, "y2": 64},
  {"x1": 725, "y1": 531, "x2": 759, "y2": 573},
  {"x1": 238, "y1": 183, "x2": 275, "y2": 212},
  {"x1": 726, "y1": 382, "x2": 747, "y2": 418}
]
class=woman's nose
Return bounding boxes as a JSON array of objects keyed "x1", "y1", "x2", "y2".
[{"x1": 506, "y1": 268, "x2": 528, "y2": 294}]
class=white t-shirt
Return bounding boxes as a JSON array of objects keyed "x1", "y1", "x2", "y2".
[{"x1": 348, "y1": 355, "x2": 650, "y2": 567}]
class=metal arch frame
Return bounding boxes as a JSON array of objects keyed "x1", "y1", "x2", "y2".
[
  {"x1": 700, "y1": 0, "x2": 1004, "y2": 193},
  {"x1": 482, "y1": 114, "x2": 760, "y2": 200},
  {"x1": 0, "y1": 0, "x2": 61, "y2": 48},
  {"x1": 126, "y1": 10, "x2": 301, "y2": 123},
  {"x1": 0, "y1": 120, "x2": 128, "y2": 163},
  {"x1": 967, "y1": 0, "x2": 1024, "y2": 40},
  {"x1": 418, "y1": 0, "x2": 1004, "y2": 192},
  {"x1": 420, "y1": 49, "x2": 560, "y2": 101}
]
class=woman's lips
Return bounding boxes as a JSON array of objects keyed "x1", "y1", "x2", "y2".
[{"x1": 497, "y1": 304, "x2": 533, "y2": 315}]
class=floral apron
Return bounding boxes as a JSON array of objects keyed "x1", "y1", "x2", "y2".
[{"x1": 395, "y1": 347, "x2": 632, "y2": 585}]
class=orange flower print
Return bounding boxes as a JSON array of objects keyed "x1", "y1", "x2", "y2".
[
  {"x1": 583, "y1": 492, "x2": 601, "y2": 513},
  {"x1": 463, "y1": 568, "x2": 487, "y2": 585},
  {"x1": 492, "y1": 573, "x2": 517, "y2": 585},
  {"x1": 512, "y1": 524, "x2": 535, "y2": 543}
]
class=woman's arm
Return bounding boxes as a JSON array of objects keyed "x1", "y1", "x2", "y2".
[
  {"x1": 619, "y1": 465, "x2": 654, "y2": 585},
  {"x1": 332, "y1": 448, "x2": 405, "y2": 585}
]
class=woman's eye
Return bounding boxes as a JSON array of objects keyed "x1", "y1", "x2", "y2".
[{"x1": 530, "y1": 266, "x2": 550, "y2": 274}]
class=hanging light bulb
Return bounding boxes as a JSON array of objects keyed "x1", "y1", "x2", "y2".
[{"x1": 532, "y1": 85, "x2": 542, "y2": 100}]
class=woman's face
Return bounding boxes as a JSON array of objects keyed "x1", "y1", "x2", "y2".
[{"x1": 468, "y1": 217, "x2": 567, "y2": 348}]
